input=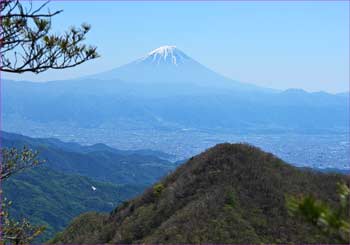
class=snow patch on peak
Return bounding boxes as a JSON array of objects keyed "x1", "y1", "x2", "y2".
[
  {"x1": 148, "y1": 45, "x2": 177, "y2": 56},
  {"x1": 141, "y1": 45, "x2": 190, "y2": 65}
]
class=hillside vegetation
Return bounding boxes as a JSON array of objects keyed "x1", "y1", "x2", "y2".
[
  {"x1": 3, "y1": 166, "x2": 141, "y2": 242},
  {"x1": 52, "y1": 143, "x2": 350, "y2": 244}
]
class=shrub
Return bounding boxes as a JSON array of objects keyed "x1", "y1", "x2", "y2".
[
  {"x1": 153, "y1": 183, "x2": 165, "y2": 197},
  {"x1": 225, "y1": 192, "x2": 236, "y2": 208}
]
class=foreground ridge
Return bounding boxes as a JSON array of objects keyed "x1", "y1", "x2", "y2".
[{"x1": 51, "y1": 143, "x2": 350, "y2": 244}]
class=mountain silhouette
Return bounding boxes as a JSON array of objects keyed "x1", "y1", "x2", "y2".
[{"x1": 87, "y1": 45, "x2": 261, "y2": 91}]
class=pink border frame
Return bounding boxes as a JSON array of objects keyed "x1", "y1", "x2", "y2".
[{"x1": 0, "y1": 0, "x2": 349, "y2": 244}]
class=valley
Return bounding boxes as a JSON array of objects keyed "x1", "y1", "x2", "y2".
[
  {"x1": 4, "y1": 120, "x2": 349, "y2": 170},
  {"x1": 3, "y1": 128, "x2": 348, "y2": 243}
]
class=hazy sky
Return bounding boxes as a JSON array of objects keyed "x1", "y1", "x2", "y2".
[{"x1": 4, "y1": 1, "x2": 349, "y2": 93}]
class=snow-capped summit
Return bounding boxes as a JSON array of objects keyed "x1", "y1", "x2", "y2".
[
  {"x1": 148, "y1": 45, "x2": 177, "y2": 56},
  {"x1": 88, "y1": 45, "x2": 258, "y2": 90},
  {"x1": 140, "y1": 45, "x2": 190, "y2": 65},
  {"x1": 88, "y1": 45, "x2": 235, "y2": 86}
]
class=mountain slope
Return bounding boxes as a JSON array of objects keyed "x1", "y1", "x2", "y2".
[
  {"x1": 3, "y1": 166, "x2": 141, "y2": 242},
  {"x1": 2, "y1": 131, "x2": 176, "y2": 242},
  {"x1": 52, "y1": 144, "x2": 349, "y2": 244}
]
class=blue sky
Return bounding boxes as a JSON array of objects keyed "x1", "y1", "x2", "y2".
[{"x1": 4, "y1": 1, "x2": 349, "y2": 93}]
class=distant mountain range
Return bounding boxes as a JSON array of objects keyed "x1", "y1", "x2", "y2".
[
  {"x1": 3, "y1": 46, "x2": 348, "y2": 133},
  {"x1": 2, "y1": 131, "x2": 176, "y2": 186},
  {"x1": 51, "y1": 143, "x2": 350, "y2": 244}
]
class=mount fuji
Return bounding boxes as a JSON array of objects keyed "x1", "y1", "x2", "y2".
[
  {"x1": 3, "y1": 45, "x2": 348, "y2": 135},
  {"x1": 88, "y1": 45, "x2": 262, "y2": 91}
]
